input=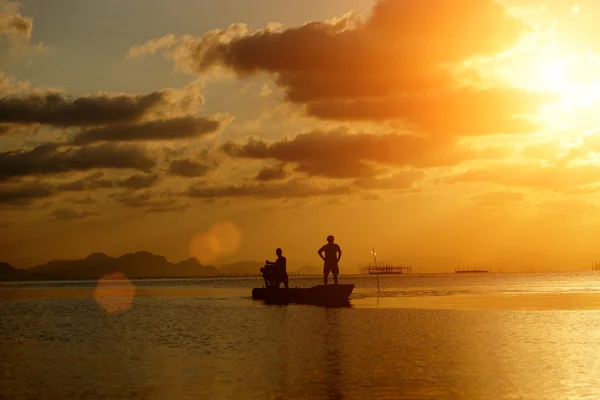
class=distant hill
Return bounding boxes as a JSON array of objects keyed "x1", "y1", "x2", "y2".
[
  {"x1": 0, "y1": 252, "x2": 222, "y2": 281},
  {"x1": 218, "y1": 260, "x2": 263, "y2": 276}
]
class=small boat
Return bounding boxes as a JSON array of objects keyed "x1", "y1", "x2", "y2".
[{"x1": 252, "y1": 284, "x2": 354, "y2": 307}]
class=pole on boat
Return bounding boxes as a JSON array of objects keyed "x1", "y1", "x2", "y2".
[{"x1": 372, "y1": 246, "x2": 379, "y2": 295}]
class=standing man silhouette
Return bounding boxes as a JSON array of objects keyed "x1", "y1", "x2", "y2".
[{"x1": 318, "y1": 235, "x2": 342, "y2": 285}]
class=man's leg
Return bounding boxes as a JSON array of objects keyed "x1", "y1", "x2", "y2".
[
  {"x1": 332, "y1": 263, "x2": 339, "y2": 284},
  {"x1": 324, "y1": 273, "x2": 328, "y2": 285}
]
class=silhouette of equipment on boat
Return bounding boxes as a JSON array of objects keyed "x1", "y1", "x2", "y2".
[
  {"x1": 253, "y1": 240, "x2": 354, "y2": 307},
  {"x1": 260, "y1": 248, "x2": 289, "y2": 288}
]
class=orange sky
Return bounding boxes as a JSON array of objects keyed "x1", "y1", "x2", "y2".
[{"x1": 2, "y1": 0, "x2": 600, "y2": 272}]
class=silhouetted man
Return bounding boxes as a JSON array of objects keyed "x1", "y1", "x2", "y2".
[
  {"x1": 318, "y1": 235, "x2": 342, "y2": 285},
  {"x1": 265, "y1": 248, "x2": 288, "y2": 289}
]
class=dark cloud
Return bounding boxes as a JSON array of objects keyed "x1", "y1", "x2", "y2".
[
  {"x1": 110, "y1": 189, "x2": 184, "y2": 209},
  {"x1": 305, "y1": 89, "x2": 551, "y2": 135},
  {"x1": 133, "y1": 0, "x2": 549, "y2": 135},
  {"x1": 57, "y1": 171, "x2": 114, "y2": 191},
  {"x1": 222, "y1": 129, "x2": 503, "y2": 175},
  {"x1": 57, "y1": 171, "x2": 159, "y2": 191},
  {"x1": 158, "y1": 0, "x2": 523, "y2": 82},
  {"x1": 72, "y1": 116, "x2": 221, "y2": 145},
  {"x1": 0, "y1": 169, "x2": 160, "y2": 205},
  {"x1": 50, "y1": 207, "x2": 98, "y2": 221},
  {"x1": 256, "y1": 163, "x2": 288, "y2": 181},
  {"x1": 116, "y1": 174, "x2": 160, "y2": 189},
  {"x1": 0, "y1": 182, "x2": 52, "y2": 205},
  {"x1": 0, "y1": 143, "x2": 156, "y2": 181},
  {"x1": 168, "y1": 158, "x2": 213, "y2": 178},
  {"x1": 185, "y1": 178, "x2": 353, "y2": 199},
  {"x1": 0, "y1": 91, "x2": 164, "y2": 127},
  {"x1": 294, "y1": 160, "x2": 380, "y2": 179}
]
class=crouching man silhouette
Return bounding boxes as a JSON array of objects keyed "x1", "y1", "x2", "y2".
[{"x1": 263, "y1": 248, "x2": 289, "y2": 288}]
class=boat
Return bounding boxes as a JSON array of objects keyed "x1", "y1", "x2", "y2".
[{"x1": 252, "y1": 284, "x2": 354, "y2": 307}]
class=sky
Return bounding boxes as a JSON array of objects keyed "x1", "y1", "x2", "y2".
[{"x1": 2, "y1": 0, "x2": 600, "y2": 272}]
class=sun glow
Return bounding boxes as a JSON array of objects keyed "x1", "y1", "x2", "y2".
[
  {"x1": 539, "y1": 58, "x2": 570, "y2": 91},
  {"x1": 528, "y1": 52, "x2": 600, "y2": 112}
]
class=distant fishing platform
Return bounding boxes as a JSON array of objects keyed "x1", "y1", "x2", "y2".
[
  {"x1": 361, "y1": 247, "x2": 412, "y2": 275},
  {"x1": 360, "y1": 263, "x2": 412, "y2": 275},
  {"x1": 455, "y1": 267, "x2": 489, "y2": 273}
]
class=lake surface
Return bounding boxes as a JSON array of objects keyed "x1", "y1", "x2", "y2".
[{"x1": 4, "y1": 273, "x2": 600, "y2": 399}]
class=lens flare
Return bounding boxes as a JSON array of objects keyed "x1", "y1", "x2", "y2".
[
  {"x1": 94, "y1": 272, "x2": 136, "y2": 314},
  {"x1": 188, "y1": 221, "x2": 242, "y2": 264}
]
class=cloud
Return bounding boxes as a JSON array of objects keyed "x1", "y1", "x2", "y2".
[
  {"x1": 305, "y1": 89, "x2": 550, "y2": 136},
  {"x1": 0, "y1": 171, "x2": 159, "y2": 205},
  {"x1": 294, "y1": 160, "x2": 381, "y2": 179},
  {"x1": 448, "y1": 162, "x2": 600, "y2": 192},
  {"x1": 255, "y1": 163, "x2": 289, "y2": 181},
  {"x1": 0, "y1": 71, "x2": 30, "y2": 96},
  {"x1": 168, "y1": 158, "x2": 213, "y2": 178},
  {"x1": 0, "y1": 91, "x2": 166, "y2": 127},
  {"x1": 0, "y1": 181, "x2": 52, "y2": 205},
  {"x1": 131, "y1": 0, "x2": 549, "y2": 135},
  {"x1": 57, "y1": 171, "x2": 159, "y2": 191},
  {"x1": 50, "y1": 207, "x2": 98, "y2": 221},
  {"x1": 185, "y1": 178, "x2": 353, "y2": 199},
  {"x1": 0, "y1": 1, "x2": 34, "y2": 50},
  {"x1": 222, "y1": 128, "x2": 505, "y2": 177},
  {"x1": 57, "y1": 171, "x2": 114, "y2": 191},
  {"x1": 116, "y1": 174, "x2": 160, "y2": 190},
  {"x1": 0, "y1": 143, "x2": 156, "y2": 181},
  {"x1": 145, "y1": 203, "x2": 190, "y2": 214},
  {"x1": 353, "y1": 170, "x2": 425, "y2": 190},
  {"x1": 110, "y1": 189, "x2": 189, "y2": 212},
  {"x1": 71, "y1": 116, "x2": 221, "y2": 145}
]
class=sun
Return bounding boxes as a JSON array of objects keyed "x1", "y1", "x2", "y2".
[
  {"x1": 539, "y1": 58, "x2": 569, "y2": 92},
  {"x1": 527, "y1": 53, "x2": 600, "y2": 111}
]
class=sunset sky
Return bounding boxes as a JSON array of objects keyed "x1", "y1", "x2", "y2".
[{"x1": 2, "y1": 0, "x2": 600, "y2": 271}]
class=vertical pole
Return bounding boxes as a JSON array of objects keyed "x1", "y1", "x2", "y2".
[{"x1": 372, "y1": 246, "x2": 379, "y2": 295}]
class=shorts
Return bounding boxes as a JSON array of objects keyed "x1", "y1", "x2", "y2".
[{"x1": 323, "y1": 261, "x2": 339, "y2": 275}]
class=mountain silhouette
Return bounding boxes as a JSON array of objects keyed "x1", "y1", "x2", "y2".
[{"x1": 0, "y1": 252, "x2": 221, "y2": 281}]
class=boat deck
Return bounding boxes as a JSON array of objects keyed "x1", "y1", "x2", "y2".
[{"x1": 252, "y1": 284, "x2": 354, "y2": 307}]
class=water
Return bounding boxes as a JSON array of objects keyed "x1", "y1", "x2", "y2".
[{"x1": 4, "y1": 273, "x2": 600, "y2": 399}]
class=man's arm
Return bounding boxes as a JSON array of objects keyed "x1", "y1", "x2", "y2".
[
  {"x1": 337, "y1": 245, "x2": 342, "y2": 262},
  {"x1": 317, "y1": 246, "x2": 325, "y2": 260}
]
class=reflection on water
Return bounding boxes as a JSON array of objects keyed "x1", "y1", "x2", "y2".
[{"x1": 4, "y1": 273, "x2": 600, "y2": 399}]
